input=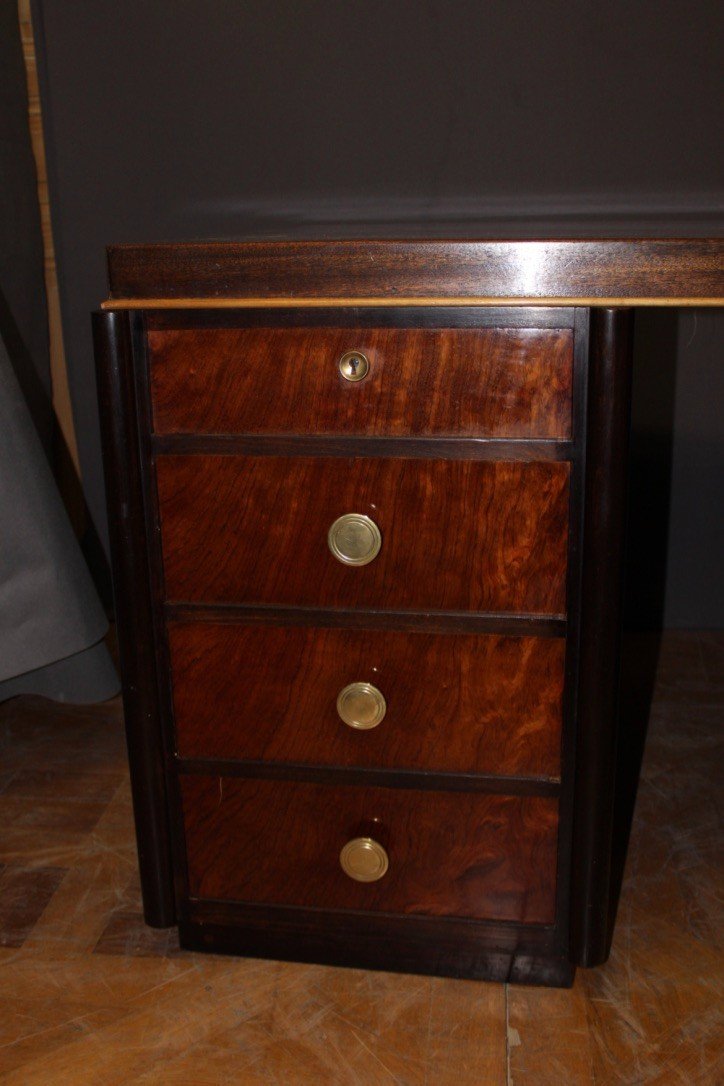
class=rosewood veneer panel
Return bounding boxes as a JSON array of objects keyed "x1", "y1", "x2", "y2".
[
  {"x1": 156, "y1": 456, "x2": 570, "y2": 614},
  {"x1": 180, "y1": 775, "x2": 559, "y2": 923},
  {"x1": 148, "y1": 326, "x2": 573, "y2": 439},
  {"x1": 169, "y1": 623, "x2": 565, "y2": 777}
]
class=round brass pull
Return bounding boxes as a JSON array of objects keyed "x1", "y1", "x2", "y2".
[
  {"x1": 338, "y1": 350, "x2": 369, "y2": 382},
  {"x1": 328, "y1": 513, "x2": 382, "y2": 566},
  {"x1": 340, "y1": 837, "x2": 389, "y2": 882},
  {"x1": 337, "y1": 682, "x2": 387, "y2": 730}
]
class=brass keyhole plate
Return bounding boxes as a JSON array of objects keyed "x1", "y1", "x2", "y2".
[{"x1": 338, "y1": 350, "x2": 370, "y2": 382}]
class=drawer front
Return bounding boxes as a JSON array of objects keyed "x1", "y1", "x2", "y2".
[
  {"x1": 157, "y1": 456, "x2": 570, "y2": 614},
  {"x1": 181, "y1": 775, "x2": 558, "y2": 923},
  {"x1": 148, "y1": 326, "x2": 573, "y2": 439},
  {"x1": 170, "y1": 623, "x2": 565, "y2": 778}
]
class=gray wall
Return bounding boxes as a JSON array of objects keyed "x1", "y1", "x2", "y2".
[
  {"x1": 31, "y1": 1, "x2": 723, "y2": 626},
  {"x1": 662, "y1": 310, "x2": 723, "y2": 626}
]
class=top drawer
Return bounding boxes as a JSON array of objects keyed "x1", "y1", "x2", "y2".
[{"x1": 147, "y1": 324, "x2": 573, "y2": 439}]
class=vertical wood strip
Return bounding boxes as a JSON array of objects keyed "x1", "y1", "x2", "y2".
[
  {"x1": 92, "y1": 310, "x2": 176, "y2": 927},
  {"x1": 570, "y1": 309, "x2": 634, "y2": 965},
  {"x1": 18, "y1": 1, "x2": 82, "y2": 485}
]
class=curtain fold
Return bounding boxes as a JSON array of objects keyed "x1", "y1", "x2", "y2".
[{"x1": 0, "y1": 331, "x2": 119, "y2": 703}]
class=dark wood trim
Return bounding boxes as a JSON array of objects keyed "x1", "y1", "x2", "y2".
[
  {"x1": 153, "y1": 435, "x2": 573, "y2": 461},
  {"x1": 552, "y1": 307, "x2": 591, "y2": 955},
  {"x1": 145, "y1": 305, "x2": 576, "y2": 330},
  {"x1": 92, "y1": 311, "x2": 175, "y2": 928},
  {"x1": 570, "y1": 308, "x2": 634, "y2": 967},
  {"x1": 164, "y1": 603, "x2": 567, "y2": 637},
  {"x1": 179, "y1": 902, "x2": 574, "y2": 986},
  {"x1": 174, "y1": 758, "x2": 561, "y2": 797},
  {"x1": 106, "y1": 239, "x2": 724, "y2": 302},
  {"x1": 129, "y1": 314, "x2": 197, "y2": 920},
  {"x1": 184, "y1": 897, "x2": 555, "y2": 938}
]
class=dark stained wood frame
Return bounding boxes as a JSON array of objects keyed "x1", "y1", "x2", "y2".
[
  {"x1": 103, "y1": 239, "x2": 724, "y2": 306},
  {"x1": 179, "y1": 902, "x2": 574, "y2": 986},
  {"x1": 93, "y1": 310, "x2": 175, "y2": 927},
  {"x1": 571, "y1": 309, "x2": 634, "y2": 966}
]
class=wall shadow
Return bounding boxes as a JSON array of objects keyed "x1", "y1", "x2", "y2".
[{"x1": 607, "y1": 307, "x2": 679, "y2": 943}]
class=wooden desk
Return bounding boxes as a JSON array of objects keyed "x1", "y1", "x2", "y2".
[{"x1": 94, "y1": 239, "x2": 723, "y2": 986}]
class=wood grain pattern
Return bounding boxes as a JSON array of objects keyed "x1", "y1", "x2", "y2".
[
  {"x1": 156, "y1": 456, "x2": 570, "y2": 615},
  {"x1": 180, "y1": 775, "x2": 559, "y2": 923},
  {"x1": 168, "y1": 623, "x2": 565, "y2": 778},
  {"x1": 106, "y1": 239, "x2": 724, "y2": 302},
  {"x1": 148, "y1": 326, "x2": 573, "y2": 439}
]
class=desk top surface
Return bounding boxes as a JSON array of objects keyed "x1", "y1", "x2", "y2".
[{"x1": 103, "y1": 238, "x2": 724, "y2": 309}]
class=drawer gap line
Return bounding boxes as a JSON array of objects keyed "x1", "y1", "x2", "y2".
[
  {"x1": 174, "y1": 758, "x2": 561, "y2": 797},
  {"x1": 152, "y1": 435, "x2": 574, "y2": 461},
  {"x1": 184, "y1": 898, "x2": 557, "y2": 934},
  {"x1": 164, "y1": 604, "x2": 566, "y2": 637}
]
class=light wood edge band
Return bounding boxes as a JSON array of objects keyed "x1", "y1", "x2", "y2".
[{"x1": 102, "y1": 296, "x2": 724, "y2": 310}]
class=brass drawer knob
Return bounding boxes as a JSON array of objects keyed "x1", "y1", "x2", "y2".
[
  {"x1": 337, "y1": 682, "x2": 387, "y2": 730},
  {"x1": 328, "y1": 513, "x2": 382, "y2": 566},
  {"x1": 340, "y1": 837, "x2": 389, "y2": 882},
  {"x1": 338, "y1": 350, "x2": 369, "y2": 382}
]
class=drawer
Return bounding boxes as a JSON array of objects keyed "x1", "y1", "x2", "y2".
[
  {"x1": 157, "y1": 456, "x2": 570, "y2": 614},
  {"x1": 170, "y1": 623, "x2": 565, "y2": 778},
  {"x1": 148, "y1": 325, "x2": 574, "y2": 439},
  {"x1": 180, "y1": 775, "x2": 559, "y2": 923}
]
